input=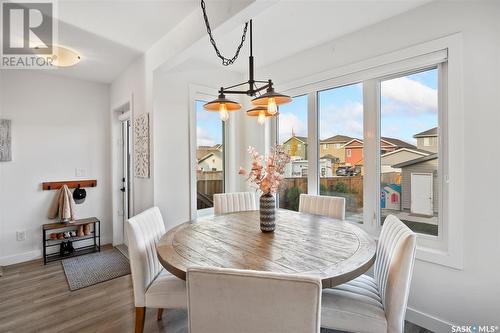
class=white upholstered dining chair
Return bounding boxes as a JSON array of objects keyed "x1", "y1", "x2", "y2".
[
  {"x1": 321, "y1": 215, "x2": 417, "y2": 333},
  {"x1": 126, "y1": 207, "x2": 187, "y2": 333},
  {"x1": 299, "y1": 194, "x2": 346, "y2": 220},
  {"x1": 213, "y1": 192, "x2": 257, "y2": 215},
  {"x1": 187, "y1": 267, "x2": 322, "y2": 333}
]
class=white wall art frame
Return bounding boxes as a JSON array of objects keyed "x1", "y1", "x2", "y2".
[
  {"x1": 0, "y1": 119, "x2": 12, "y2": 162},
  {"x1": 134, "y1": 113, "x2": 150, "y2": 178}
]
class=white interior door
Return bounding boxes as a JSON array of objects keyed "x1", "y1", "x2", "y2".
[
  {"x1": 411, "y1": 173, "x2": 433, "y2": 216},
  {"x1": 121, "y1": 119, "x2": 132, "y2": 245}
]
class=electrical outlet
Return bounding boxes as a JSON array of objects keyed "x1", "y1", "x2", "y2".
[{"x1": 16, "y1": 231, "x2": 26, "y2": 241}]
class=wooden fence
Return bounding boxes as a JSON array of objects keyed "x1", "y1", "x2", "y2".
[
  {"x1": 196, "y1": 171, "x2": 224, "y2": 209},
  {"x1": 196, "y1": 173, "x2": 365, "y2": 213},
  {"x1": 279, "y1": 176, "x2": 364, "y2": 212}
]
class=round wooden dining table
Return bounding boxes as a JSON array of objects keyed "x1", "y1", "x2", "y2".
[{"x1": 156, "y1": 209, "x2": 376, "y2": 288}]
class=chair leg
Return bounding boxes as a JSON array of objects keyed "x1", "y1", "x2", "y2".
[
  {"x1": 135, "y1": 307, "x2": 146, "y2": 333},
  {"x1": 157, "y1": 308, "x2": 164, "y2": 321}
]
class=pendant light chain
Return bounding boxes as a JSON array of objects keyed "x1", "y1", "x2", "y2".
[{"x1": 201, "y1": 0, "x2": 248, "y2": 66}]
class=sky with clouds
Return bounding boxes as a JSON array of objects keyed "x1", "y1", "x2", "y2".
[
  {"x1": 278, "y1": 68, "x2": 438, "y2": 145},
  {"x1": 196, "y1": 100, "x2": 223, "y2": 147},
  {"x1": 197, "y1": 68, "x2": 438, "y2": 148}
]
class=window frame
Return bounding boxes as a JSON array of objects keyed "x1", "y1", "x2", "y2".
[
  {"x1": 271, "y1": 34, "x2": 464, "y2": 269},
  {"x1": 189, "y1": 85, "x2": 228, "y2": 220},
  {"x1": 377, "y1": 66, "x2": 442, "y2": 241}
]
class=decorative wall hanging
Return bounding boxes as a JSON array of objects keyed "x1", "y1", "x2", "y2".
[
  {"x1": 0, "y1": 119, "x2": 12, "y2": 161},
  {"x1": 134, "y1": 113, "x2": 150, "y2": 178}
]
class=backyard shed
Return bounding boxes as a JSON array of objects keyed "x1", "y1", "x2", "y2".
[{"x1": 393, "y1": 154, "x2": 438, "y2": 216}]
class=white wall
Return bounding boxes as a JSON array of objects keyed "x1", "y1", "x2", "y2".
[
  {"x1": 0, "y1": 70, "x2": 111, "y2": 265},
  {"x1": 152, "y1": 60, "x2": 245, "y2": 231},
  {"x1": 109, "y1": 56, "x2": 152, "y2": 246},
  {"x1": 108, "y1": 1, "x2": 253, "y2": 244},
  {"x1": 254, "y1": 1, "x2": 500, "y2": 329}
]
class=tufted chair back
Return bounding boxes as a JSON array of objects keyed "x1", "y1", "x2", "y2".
[
  {"x1": 213, "y1": 192, "x2": 257, "y2": 215},
  {"x1": 126, "y1": 207, "x2": 166, "y2": 307},
  {"x1": 299, "y1": 194, "x2": 346, "y2": 220},
  {"x1": 374, "y1": 215, "x2": 417, "y2": 333}
]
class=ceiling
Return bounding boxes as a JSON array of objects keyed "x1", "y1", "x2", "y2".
[
  {"x1": 24, "y1": 0, "x2": 432, "y2": 83},
  {"x1": 46, "y1": 0, "x2": 197, "y2": 83},
  {"x1": 189, "y1": 0, "x2": 432, "y2": 73}
]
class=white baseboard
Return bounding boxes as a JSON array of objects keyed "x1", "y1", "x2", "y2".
[
  {"x1": 0, "y1": 239, "x2": 113, "y2": 266},
  {"x1": 407, "y1": 306, "x2": 454, "y2": 333},
  {"x1": 0, "y1": 250, "x2": 42, "y2": 266}
]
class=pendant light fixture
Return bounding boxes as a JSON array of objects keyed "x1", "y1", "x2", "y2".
[
  {"x1": 201, "y1": 0, "x2": 291, "y2": 123},
  {"x1": 203, "y1": 92, "x2": 241, "y2": 121}
]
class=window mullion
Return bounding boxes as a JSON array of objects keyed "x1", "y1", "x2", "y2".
[
  {"x1": 307, "y1": 92, "x2": 318, "y2": 195},
  {"x1": 362, "y1": 79, "x2": 380, "y2": 232}
]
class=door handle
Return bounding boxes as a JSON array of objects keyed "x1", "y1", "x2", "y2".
[{"x1": 120, "y1": 187, "x2": 126, "y2": 192}]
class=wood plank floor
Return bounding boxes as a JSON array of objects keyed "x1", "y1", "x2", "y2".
[{"x1": 0, "y1": 247, "x2": 432, "y2": 333}]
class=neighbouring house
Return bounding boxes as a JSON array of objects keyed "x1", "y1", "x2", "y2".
[
  {"x1": 283, "y1": 135, "x2": 308, "y2": 159},
  {"x1": 198, "y1": 146, "x2": 223, "y2": 172},
  {"x1": 393, "y1": 154, "x2": 438, "y2": 216},
  {"x1": 196, "y1": 144, "x2": 223, "y2": 160},
  {"x1": 414, "y1": 127, "x2": 438, "y2": 153},
  {"x1": 343, "y1": 137, "x2": 419, "y2": 167},
  {"x1": 381, "y1": 148, "x2": 430, "y2": 173},
  {"x1": 319, "y1": 135, "x2": 353, "y2": 163},
  {"x1": 319, "y1": 158, "x2": 334, "y2": 177},
  {"x1": 284, "y1": 157, "x2": 333, "y2": 178},
  {"x1": 381, "y1": 184, "x2": 401, "y2": 211},
  {"x1": 343, "y1": 139, "x2": 364, "y2": 166}
]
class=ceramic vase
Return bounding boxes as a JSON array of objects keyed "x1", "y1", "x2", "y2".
[{"x1": 259, "y1": 193, "x2": 276, "y2": 232}]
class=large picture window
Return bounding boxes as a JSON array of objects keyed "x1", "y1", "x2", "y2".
[
  {"x1": 270, "y1": 40, "x2": 461, "y2": 266},
  {"x1": 380, "y1": 68, "x2": 439, "y2": 235},
  {"x1": 195, "y1": 100, "x2": 224, "y2": 210},
  {"x1": 318, "y1": 83, "x2": 364, "y2": 223},
  {"x1": 277, "y1": 95, "x2": 308, "y2": 211}
]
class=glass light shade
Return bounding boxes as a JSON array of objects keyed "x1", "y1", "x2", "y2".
[
  {"x1": 35, "y1": 45, "x2": 81, "y2": 67},
  {"x1": 203, "y1": 93, "x2": 241, "y2": 112}
]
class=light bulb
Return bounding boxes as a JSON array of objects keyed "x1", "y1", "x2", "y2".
[
  {"x1": 257, "y1": 110, "x2": 266, "y2": 125},
  {"x1": 267, "y1": 97, "x2": 277, "y2": 115},
  {"x1": 219, "y1": 104, "x2": 229, "y2": 122}
]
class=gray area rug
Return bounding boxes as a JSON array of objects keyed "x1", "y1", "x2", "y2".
[{"x1": 62, "y1": 249, "x2": 130, "y2": 291}]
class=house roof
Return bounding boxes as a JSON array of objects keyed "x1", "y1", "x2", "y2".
[
  {"x1": 392, "y1": 154, "x2": 438, "y2": 168},
  {"x1": 320, "y1": 135, "x2": 353, "y2": 143},
  {"x1": 381, "y1": 147, "x2": 431, "y2": 158},
  {"x1": 342, "y1": 138, "x2": 364, "y2": 147},
  {"x1": 197, "y1": 144, "x2": 222, "y2": 150},
  {"x1": 321, "y1": 154, "x2": 340, "y2": 161},
  {"x1": 342, "y1": 137, "x2": 416, "y2": 150},
  {"x1": 381, "y1": 137, "x2": 417, "y2": 149},
  {"x1": 383, "y1": 184, "x2": 401, "y2": 193},
  {"x1": 197, "y1": 153, "x2": 215, "y2": 164},
  {"x1": 413, "y1": 127, "x2": 438, "y2": 138},
  {"x1": 283, "y1": 136, "x2": 308, "y2": 144}
]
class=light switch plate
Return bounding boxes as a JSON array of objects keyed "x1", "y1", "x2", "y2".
[
  {"x1": 75, "y1": 168, "x2": 87, "y2": 177},
  {"x1": 16, "y1": 231, "x2": 26, "y2": 241}
]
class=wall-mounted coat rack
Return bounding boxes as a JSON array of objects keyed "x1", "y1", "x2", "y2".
[{"x1": 42, "y1": 179, "x2": 97, "y2": 191}]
